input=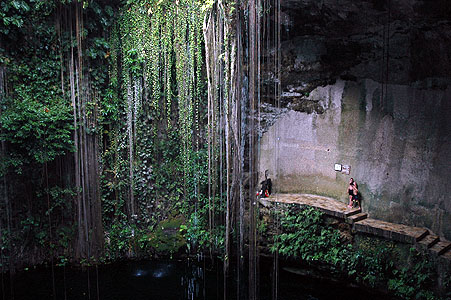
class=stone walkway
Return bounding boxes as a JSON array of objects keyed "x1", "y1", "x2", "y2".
[{"x1": 263, "y1": 193, "x2": 451, "y2": 259}]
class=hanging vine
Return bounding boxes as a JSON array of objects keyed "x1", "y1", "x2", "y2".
[{"x1": 102, "y1": 0, "x2": 213, "y2": 259}]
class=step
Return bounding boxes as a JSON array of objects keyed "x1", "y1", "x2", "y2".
[
  {"x1": 344, "y1": 208, "x2": 362, "y2": 218},
  {"x1": 346, "y1": 212, "x2": 368, "y2": 224},
  {"x1": 441, "y1": 249, "x2": 451, "y2": 261},
  {"x1": 429, "y1": 240, "x2": 451, "y2": 256},
  {"x1": 418, "y1": 234, "x2": 440, "y2": 248},
  {"x1": 353, "y1": 218, "x2": 429, "y2": 244}
]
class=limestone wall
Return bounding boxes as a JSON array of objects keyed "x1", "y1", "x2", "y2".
[{"x1": 259, "y1": 79, "x2": 451, "y2": 239}]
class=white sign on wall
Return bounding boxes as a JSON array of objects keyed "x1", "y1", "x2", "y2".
[
  {"x1": 342, "y1": 165, "x2": 351, "y2": 175},
  {"x1": 334, "y1": 163, "x2": 351, "y2": 175}
]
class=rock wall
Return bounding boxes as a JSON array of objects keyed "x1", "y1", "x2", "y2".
[
  {"x1": 258, "y1": 0, "x2": 451, "y2": 239},
  {"x1": 259, "y1": 79, "x2": 451, "y2": 239}
]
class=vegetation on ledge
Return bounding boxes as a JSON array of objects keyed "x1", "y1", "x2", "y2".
[{"x1": 270, "y1": 205, "x2": 449, "y2": 300}]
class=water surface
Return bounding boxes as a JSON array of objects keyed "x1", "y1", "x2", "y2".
[{"x1": 3, "y1": 257, "x2": 393, "y2": 300}]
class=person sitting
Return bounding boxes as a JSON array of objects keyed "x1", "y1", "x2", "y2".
[{"x1": 258, "y1": 170, "x2": 272, "y2": 198}]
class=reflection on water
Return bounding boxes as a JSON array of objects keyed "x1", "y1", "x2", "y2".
[
  {"x1": 133, "y1": 269, "x2": 147, "y2": 277},
  {"x1": 182, "y1": 254, "x2": 207, "y2": 300},
  {"x1": 132, "y1": 262, "x2": 174, "y2": 278},
  {"x1": 3, "y1": 256, "x2": 393, "y2": 300}
]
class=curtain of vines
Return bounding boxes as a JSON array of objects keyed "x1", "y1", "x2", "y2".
[
  {"x1": 0, "y1": 0, "x2": 117, "y2": 269},
  {"x1": 104, "y1": 0, "x2": 214, "y2": 258},
  {"x1": 204, "y1": 1, "x2": 267, "y2": 298}
]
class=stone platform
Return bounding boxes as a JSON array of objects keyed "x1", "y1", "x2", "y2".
[
  {"x1": 263, "y1": 193, "x2": 451, "y2": 259},
  {"x1": 265, "y1": 193, "x2": 361, "y2": 218}
]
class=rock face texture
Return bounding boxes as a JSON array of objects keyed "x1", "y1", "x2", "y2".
[{"x1": 259, "y1": 0, "x2": 451, "y2": 239}]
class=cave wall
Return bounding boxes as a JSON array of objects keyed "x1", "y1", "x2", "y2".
[
  {"x1": 260, "y1": 79, "x2": 451, "y2": 239},
  {"x1": 258, "y1": 0, "x2": 451, "y2": 239}
]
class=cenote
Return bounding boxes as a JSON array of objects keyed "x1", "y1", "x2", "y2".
[{"x1": 1, "y1": 0, "x2": 450, "y2": 299}]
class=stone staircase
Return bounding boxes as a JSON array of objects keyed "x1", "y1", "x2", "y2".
[
  {"x1": 347, "y1": 213, "x2": 451, "y2": 258},
  {"x1": 265, "y1": 193, "x2": 451, "y2": 260},
  {"x1": 346, "y1": 212, "x2": 368, "y2": 224}
]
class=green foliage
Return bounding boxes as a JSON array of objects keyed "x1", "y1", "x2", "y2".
[
  {"x1": 1, "y1": 0, "x2": 213, "y2": 268},
  {"x1": 0, "y1": 0, "x2": 74, "y2": 173},
  {"x1": 388, "y1": 248, "x2": 436, "y2": 300},
  {"x1": 271, "y1": 206, "x2": 344, "y2": 265},
  {"x1": 0, "y1": 0, "x2": 31, "y2": 34},
  {"x1": 55, "y1": 226, "x2": 74, "y2": 251},
  {"x1": 0, "y1": 0, "x2": 121, "y2": 266},
  {"x1": 271, "y1": 205, "x2": 441, "y2": 299},
  {"x1": 20, "y1": 216, "x2": 46, "y2": 246},
  {"x1": 442, "y1": 273, "x2": 451, "y2": 300},
  {"x1": 101, "y1": 0, "x2": 211, "y2": 259},
  {"x1": 0, "y1": 97, "x2": 73, "y2": 168},
  {"x1": 346, "y1": 238, "x2": 397, "y2": 287},
  {"x1": 56, "y1": 256, "x2": 69, "y2": 267},
  {"x1": 45, "y1": 187, "x2": 75, "y2": 216},
  {"x1": 147, "y1": 216, "x2": 186, "y2": 256},
  {"x1": 104, "y1": 221, "x2": 135, "y2": 260},
  {"x1": 184, "y1": 194, "x2": 225, "y2": 252}
]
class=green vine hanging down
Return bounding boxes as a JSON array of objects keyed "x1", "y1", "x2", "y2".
[{"x1": 103, "y1": 0, "x2": 216, "y2": 258}]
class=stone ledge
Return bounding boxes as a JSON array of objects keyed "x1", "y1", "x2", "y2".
[
  {"x1": 353, "y1": 218, "x2": 428, "y2": 244},
  {"x1": 267, "y1": 193, "x2": 360, "y2": 220},
  {"x1": 264, "y1": 193, "x2": 450, "y2": 260}
]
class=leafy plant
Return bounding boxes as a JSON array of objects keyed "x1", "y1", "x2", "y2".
[
  {"x1": 271, "y1": 206, "x2": 441, "y2": 299},
  {"x1": 146, "y1": 216, "x2": 186, "y2": 256},
  {"x1": 271, "y1": 205, "x2": 345, "y2": 266},
  {"x1": 388, "y1": 248, "x2": 436, "y2": 300}
]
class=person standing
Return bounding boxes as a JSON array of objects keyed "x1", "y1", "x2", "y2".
[
  {"x1": 352, "y1": 181, "x2": 360, "y2": 209},
  {"x1": 347, "y1": 178, "x2": 355, "y2": 208}
]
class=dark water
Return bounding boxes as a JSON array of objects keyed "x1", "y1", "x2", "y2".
[{"x1": 2, "y1": 257, "x2": 391, "y2": 300}]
